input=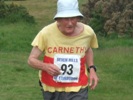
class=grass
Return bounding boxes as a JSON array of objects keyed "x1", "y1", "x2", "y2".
[
  {"x1": 0, "y1": 22, "x2": 38, "y2": 52},
  {"x1": 0, "y1": 52, "x2": 42, "y2": 100},
  {"x1": 91, "y1": 47, "x2": 133, "y2": 100},
  {"x1": 0, "y1": 0, "x2": 133, "y2": 100}
]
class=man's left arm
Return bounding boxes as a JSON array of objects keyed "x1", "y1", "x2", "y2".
[{"x1": 86, "y1": 48, "x2": 99, "y2": 90}]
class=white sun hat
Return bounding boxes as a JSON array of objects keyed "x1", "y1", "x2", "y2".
[{"x1": 54, "y1": 0, "x2": 84, "y2": 19}]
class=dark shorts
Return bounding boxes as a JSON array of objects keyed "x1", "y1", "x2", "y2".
[{"x1": 41, "y1": 87, "x2": 88, "y2": 100}]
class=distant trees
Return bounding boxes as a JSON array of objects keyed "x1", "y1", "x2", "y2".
[
  {"x1": 0, "y1": 0, "x2": 35, "y2": 23},
  {"x1": 82, "y1": 0, "x2": 133, "y2": 38}
]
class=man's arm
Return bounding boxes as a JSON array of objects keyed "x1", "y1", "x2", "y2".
[
  {"x1": 27, "y1": 46, "x2": 61, "y2": 76},
  {"x1": 86, "y1": 48, "x2": 99, "y2": 90}
]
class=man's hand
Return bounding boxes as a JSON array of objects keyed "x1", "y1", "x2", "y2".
[
  {"x1": 89, "y1": 68, "x2": 99, "y2": 90},
  {"x1": 42, "y1": 63, "x2": 61, "y2": 76}
]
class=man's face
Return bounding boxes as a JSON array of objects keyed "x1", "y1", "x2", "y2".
[{"x1": 57, "y1": 17, "x2": 80, "y2": 36}]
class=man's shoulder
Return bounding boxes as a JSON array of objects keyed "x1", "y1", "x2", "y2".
[
  {"x1": 42, "y1": 22, "x2": 56, "y2": 30},
  {"x1": 40, "y1": 22, "x2": 57, "y2": 33},
  {"x1": 82, "y1": 23, "x2": 94, "y2": 34}
]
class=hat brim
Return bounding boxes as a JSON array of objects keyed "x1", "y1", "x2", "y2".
[{"x1": 54, "y1": 10, "x2": 83, "y2": 19}]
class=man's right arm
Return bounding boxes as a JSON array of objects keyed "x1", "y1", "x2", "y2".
[{"x1": 27, "y1": 46, "x2": 61, "y2": 76}]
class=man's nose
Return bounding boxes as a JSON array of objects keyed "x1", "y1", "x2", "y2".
[{"x1": 68, "y1": 18, "x2": 73, "y2": 25}]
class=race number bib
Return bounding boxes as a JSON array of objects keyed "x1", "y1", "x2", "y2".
[{"x1": 53, "y1": 54, "x2": 81, "y2": 83}]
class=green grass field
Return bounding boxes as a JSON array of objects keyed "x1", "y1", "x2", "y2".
[{"x1": 0, "y1": 0, "x2": 133, "y2": 100}]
